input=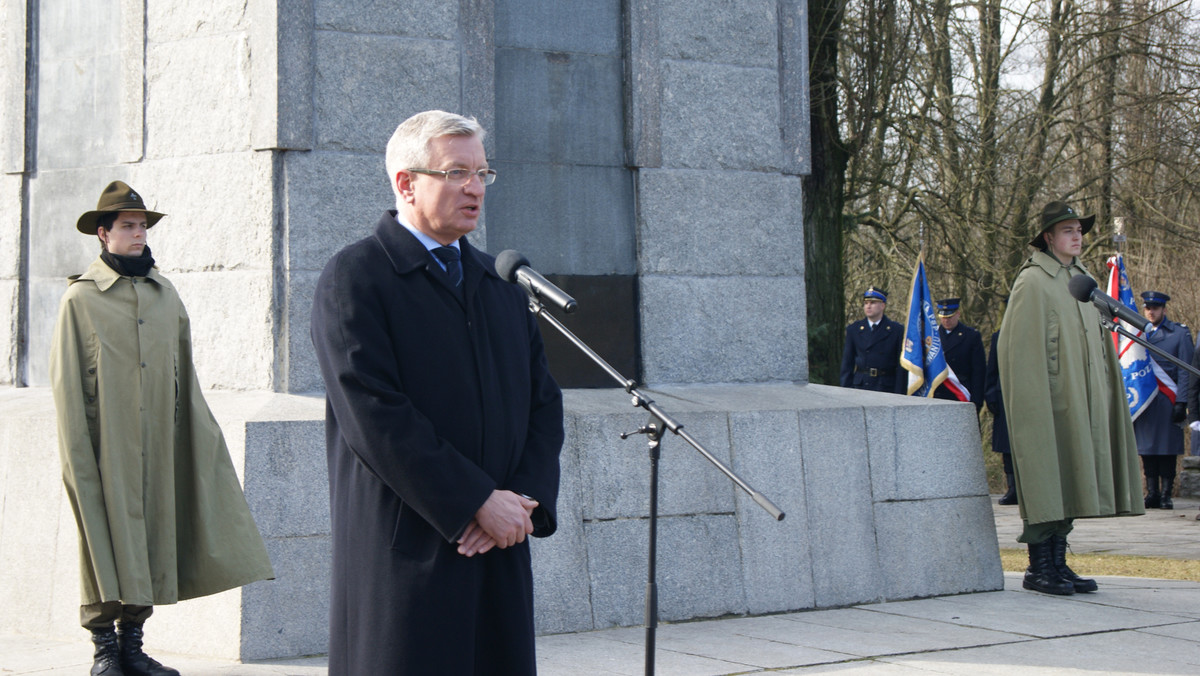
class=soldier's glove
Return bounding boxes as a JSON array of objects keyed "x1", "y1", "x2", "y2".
[{"x1": 1173, "y1": 402, "x2": 1187, "y2": 423}]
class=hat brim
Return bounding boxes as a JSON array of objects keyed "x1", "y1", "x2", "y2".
[
  {"x1": 76, "y1": 209, "x2": 165, "y2": 235},
  {"x1": 1028, "y1": 213, "x2": 1095, "y2": 248}
]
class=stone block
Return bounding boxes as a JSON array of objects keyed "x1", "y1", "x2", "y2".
[
  {"x1": 797, "y1": 405, "x2": 885, "y2": 607},
  {"x1": 130, "y1": 153, "x2": 275, "y2": 273},
  {"x1": 313, "y1": 32, "x2": 460, "y2": 152},
  {"x1": 576, "y1": 409, "x2": 736, "y2": 521},
  {"x1": 1179, "y1": 456, "x2": 1200, "y2": 498},
  {"x1": 169, "y1": 270, "x2": 274, "y2": 390},
  {"x1": 659, "y1": 61, "x2": 782, "y2": 171},
  {"x1": 658, "y1": 0, "x2": 778, "y2": 67},
  {"x1": 239, "y1": 535, "x2": 332, "y2": 660},
  {"x1": 730, "y1": 409, "x2": 815, "y2": 614},
  {"x1": 0, "y1": 0, "x2": 27, "y2": 173},
  {"x1": 584, "y1": 514, "x2": 746, "y2": 629},
  {"x1": 530, "y1": 423, "x2": 594, "y2": 634},
  {"x1": 35, "y1": 48, "x2": 126, "y2": 170},
  {"x1": 146, "y1": 33, "x2": 254, "y2": 157},
  {"x1": 26, "y1": 275, "x2": 71, "y2": 387},
  {"x1": 243, "y1": 418, "x2": 330, "y2": 538},
  {"x1": 0, "y1": 174, "x2": 23, "y2": 278},
  {"x1": 873, "y1": 497, "x2": 1004, "y2": 599},
  {"x1": 287, "y1": 269, "x2": 323, "y2": 394},
  {"x1": 495, "y1": 0, "x2": 621, "y2": 55},
  {"x1": 494, "y1": 48, "x2": 625, "y2": 166},
  {"x1": 638, "y1": 169, "x2": 805, "y2": 276},
  {"x1": 867, "y1": 401, "x2": 988, "y2": 502},
  {"x1": 314, "y1": 0, "x2": 456, "y2": 38},
  {"x1": 148, "y1": 0, "x2": 251, "y2": 41},
  {"x1": 484, "y1": 162, "x2": 635, "y2": 275},
  {"x1": 283, "y1": 150, "x2": 391, "y2": 273},
  {"x1": 639, "y1": 275, "x2": 806, "y2": 384},
  {"x1": 0, "y1": 281, "x2": 16, "y2": 384},
  {"x1": 0, "y1": 402, "x2": 62, "y2": 635}
]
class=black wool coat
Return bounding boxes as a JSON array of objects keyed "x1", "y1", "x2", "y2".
[
  {"x1": 311, "y1": 212, "x2": 564, "y2": 675},
  {"x1": 984, "y1": 331, "x2": 1010, "y2": 454},
  {"x1": 934, "y1": 322, "x2": 986, "y2": 412}
]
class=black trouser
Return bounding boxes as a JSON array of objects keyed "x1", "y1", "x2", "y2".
[
  {"x1": 1141, "y1": 454, "x2": 1178, "y2": 482},
  {"x1": 80, "y1": 603, "x2": 153, "y2": 631}
]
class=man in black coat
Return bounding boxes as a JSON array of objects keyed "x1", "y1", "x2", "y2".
[
  {"x1": 311, "y1": 110, "x2": 564, "y2": 675},
  {"x1": 840, "y1": 286, "x2": 906, "y2": 393},
  {"x1": 932, "y1": 298, "x2": 986, "y2": 413},
  {"x1": 985, "y1": 328, "x2": 1016, "y2": 504}
]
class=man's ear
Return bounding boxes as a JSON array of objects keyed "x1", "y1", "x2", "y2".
[{"x1": 396, "y1": 171, "x2": 416, "y2": 203}]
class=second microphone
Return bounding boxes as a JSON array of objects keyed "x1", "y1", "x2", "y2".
[{"x1": 495, "y1": 250, "x2": 578, "y2": 314}]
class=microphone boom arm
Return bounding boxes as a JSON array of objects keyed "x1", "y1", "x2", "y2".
[{"x1": 522, "y1": 296, "x2": 785, "y2": 521}]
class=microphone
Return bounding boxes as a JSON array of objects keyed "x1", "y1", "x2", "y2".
[
  {"x1": 495, "y1": 250, "x2": 578, "y2": 314},
  {"x1": 1067, "y1": 275, "x2": 1152, "y2": 333}
]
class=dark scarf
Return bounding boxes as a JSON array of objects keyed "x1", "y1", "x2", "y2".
[{"x1": 101, "y1": 245, "x2": 156, "y2": 277}]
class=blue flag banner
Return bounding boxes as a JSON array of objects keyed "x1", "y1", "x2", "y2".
[
  {"x1": 1105, "y1": 254, "x2": 1158, "y2": 420},
  {"x1": 900, "y1": 257, "x2": 953, "y2": 397}
]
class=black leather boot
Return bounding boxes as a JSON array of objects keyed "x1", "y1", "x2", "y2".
[
  {"x1": 1161, "y1": 477, "x2": 1174, "y2": 509},
  {"x1": 998, "y1": 473, "x2": 1017, "y2": 505},
  {"x1": 89, "y1": 627, "x2": 124, "y2": 676},
  {"x1": 1050, "y1": 534, "x2": 1097, "y2": 593},
  {"x1": 117, "y1": 622, "x2": 180, "y2": 676},
  {"x1": 1144, "y1": 475, "x2": 1161, "y2": 509},
  {"x1": 1023, "y1": 539, "x2": 1074, "y2": 595}
]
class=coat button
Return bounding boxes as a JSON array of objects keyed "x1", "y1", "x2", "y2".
[
  {"x1": 140, "y1": 362, "x2": 147, "y2": 368},
  {"x1": 87, "y1": 368, "x2": 95, "y2": 374},
  {"x1": 138, "y1": 319, "x2": 144, "y2": 325}
]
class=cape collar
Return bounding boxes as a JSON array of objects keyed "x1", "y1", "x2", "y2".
[
  {"x1": 71, "y1": 255, "x2": 166, "y2": 292},
  {"x1": 1028, "y1": 249, "x2": 1088, "y2": 279}
]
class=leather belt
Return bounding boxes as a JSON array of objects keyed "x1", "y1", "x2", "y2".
[{"x1": 855, "y1": 366, "x2": 892, "y2": 377}]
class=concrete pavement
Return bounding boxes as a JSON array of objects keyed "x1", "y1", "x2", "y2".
[{"x1": 6, "y1": 498, "x2": 1200, "y2": 675}]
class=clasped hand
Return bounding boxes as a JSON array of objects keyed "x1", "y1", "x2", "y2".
[{"x1": 456, "y1": 489, "x2": 537, "y2": 557}]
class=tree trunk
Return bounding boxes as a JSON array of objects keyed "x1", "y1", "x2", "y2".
[{"x1": 804, "y1": 0, "x2": 850, "y2": 385}]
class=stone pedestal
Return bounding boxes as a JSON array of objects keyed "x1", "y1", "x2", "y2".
[{"x1": 0, "y1": 383, "x2": 1001, "y2": 660}]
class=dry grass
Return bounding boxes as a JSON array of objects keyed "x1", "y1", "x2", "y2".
[{"x1": 999, "y1": 548, "x2": 1200, "y2": 582}]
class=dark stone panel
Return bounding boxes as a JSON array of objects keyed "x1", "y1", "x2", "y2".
[
  {"x1": 537, "y1": 274, "x2": 640, "y2": 389},
  {"x1": 485, "y1": 162, "x2": 635, "y2": 276},
  {"x1": 495, "y1": 0, "x2": 621, "y2": 55},
  {"x1": 494, "y1": 47, "x2": 626, "y2": 166}
]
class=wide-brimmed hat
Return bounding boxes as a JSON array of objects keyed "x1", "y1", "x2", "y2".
[
  {"x1": 75, "y1": 181, "x2": 165, "y2": 234},
  {"x1": 1030, "y1": 200, "x2": 1094, "y2": 249}
]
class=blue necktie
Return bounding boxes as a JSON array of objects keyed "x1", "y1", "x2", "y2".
[{"x1": 432, "y1": 246, "x2": 462, "y2": 287}]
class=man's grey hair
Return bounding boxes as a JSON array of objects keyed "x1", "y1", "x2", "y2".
[{"x1": 386, "y1": 110, "x2": 486, "y2": 199}]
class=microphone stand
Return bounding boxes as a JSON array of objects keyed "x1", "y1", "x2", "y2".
[
  {"x1": 521, "y1": 296, "x2": 785, "y2": 676},
  {"x1": 1099, "y1": 315, "x2": 1200, "y2": 379}
]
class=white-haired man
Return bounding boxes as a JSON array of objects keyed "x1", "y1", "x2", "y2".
[{"x1": 311, "y1": 110, "x2": 564, "y2": 675}]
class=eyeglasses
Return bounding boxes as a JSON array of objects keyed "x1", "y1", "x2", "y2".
[{"x1": 408, "y1": 168, "x2": 497, "y2": 186}]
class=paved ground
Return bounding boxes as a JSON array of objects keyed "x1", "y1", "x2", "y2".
[{"x1": 6, "y1": 498, "x2": 1200, "y2": 675}]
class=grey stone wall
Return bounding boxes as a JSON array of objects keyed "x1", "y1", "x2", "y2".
[{"x1": 631, "y1": 0, "x2": 810, "y2": 385}]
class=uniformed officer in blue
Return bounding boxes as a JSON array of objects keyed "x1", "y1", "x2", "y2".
[
  {"x1": 932, "y1": 298, "x2": 986, "y2": 413},
  {"x1": 840, "y1": 286, "x2": 906, "y2": 393},
  {"x1": 1135, "y1": 290, "x2": 1192, "y2": 509}
]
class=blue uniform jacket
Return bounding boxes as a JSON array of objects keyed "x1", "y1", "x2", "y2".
[{"x1": 840, "y1": 314, "x2": 905, "y2": 393}]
